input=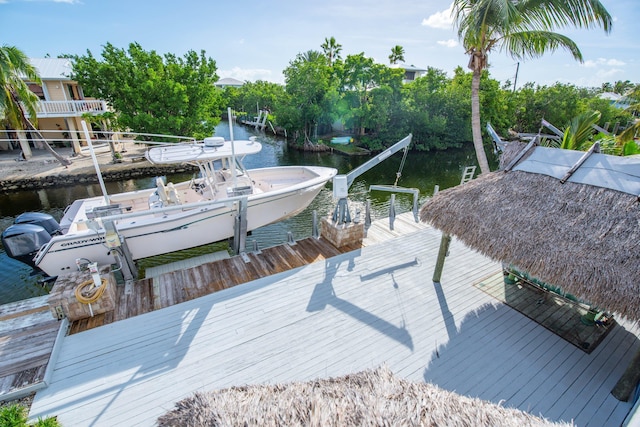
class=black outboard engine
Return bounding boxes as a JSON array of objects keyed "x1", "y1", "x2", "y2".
[
  {"x1": 2, "y1": 212, "x2": 61, "y2": 270},
  {"x1": 13, "y1": 212, "x2": 61, "y2": 236}
]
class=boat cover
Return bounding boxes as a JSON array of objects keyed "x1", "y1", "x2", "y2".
[{"x1": 146, "y1": 139, "x2": 262, "y2": 164}]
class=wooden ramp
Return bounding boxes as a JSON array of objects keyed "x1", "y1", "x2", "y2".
[
  {"x1": 28, "y1": 224, "x2": 640, "y2": 426},
  {"x1": 0, "y1": 296, "x2": 66, "y2": 401}
]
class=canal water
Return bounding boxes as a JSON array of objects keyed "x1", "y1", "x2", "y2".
[{"x1": 0, "y1": 122, "x2": 483, "y2": 304}]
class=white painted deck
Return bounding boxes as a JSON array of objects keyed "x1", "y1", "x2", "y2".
[{"x1": 29, "y1": 224, "x2": 640, "y2": 426}]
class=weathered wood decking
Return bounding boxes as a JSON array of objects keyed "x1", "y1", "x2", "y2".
[
  {"x1": 0, "y1": 296, "x2": 66, "y2": 400},
  {"x1": 27, "y1": 214, "x2": 640, "y2": 426}
]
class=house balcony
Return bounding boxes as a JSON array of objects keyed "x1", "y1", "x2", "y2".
[{"x1": 32, "y1": 99, "x2": 108, "y2": 118}]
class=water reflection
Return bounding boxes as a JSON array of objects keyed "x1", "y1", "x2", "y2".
[{"x1": 0, "y1": 122, "x2": 482, "y2": 303}]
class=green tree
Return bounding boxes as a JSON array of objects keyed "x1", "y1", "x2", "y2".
[
  {"x1": 338, "y1": 53, "x2": 388, "y2": 136},
  {"x1": 72, "y1": 42, "x2": 222, "y2": 139},
  {"x1": 321, "y1": 37, "x2": 342, "y2": 66},
  {"x1": 281, "y1": 50, "x2": 335, "y2": 145},
  {"x1": 222, "y1": 80, "x2": 286, "y2": 126},
  {"x1": 452, "y1": 0, "x2": 612, "y2": 174},
  {"x1": 389, "y1": 45, "x2": 405, "y2": 65},
  {"x1": 0, "y1": 45, "x2": 71, "y2": 165},
  {"x1": 613, "y1": 80, "x2": 634, "y2": 95},
  {"x1": 559, "y1": 110, "x2": 601, "y2": 150}
]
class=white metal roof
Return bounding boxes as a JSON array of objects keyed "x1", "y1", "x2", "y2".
[
  {"x1": 29, "y1": 58, "x2": 73, "y2": 80},
  {"x1": 513, "y1": 146, "x2": 640, "y2": 196}
]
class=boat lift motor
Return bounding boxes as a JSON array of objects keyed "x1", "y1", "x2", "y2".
[{"x1": 332, "y1": 134, "x2": 414, "y2": 224}]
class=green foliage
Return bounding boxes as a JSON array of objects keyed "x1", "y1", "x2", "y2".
[
  {"x1": 0, "y1": 404, "x2": 60, "y2": 427},
  {"x1": 281, "y1": 50, "x2": 335, "y2": 143},
  {"x1": 560, "y1": 110, "x2": 601, "y2": 150},
  {"x1": 72, "y1": 42, "x2": 222, "y2": 139},
  {"x1": 221, "y1": 80, "x2": 286, "y2": 125},
  {"x1": 1, "y1": 45, "x2": 41, "y2": 129},
  {"x1": 389, "y1": 45, "x2": 405, "y2": 65},
  {"x1": 0, "y1": 404, "x2": 27, "y2": 427}
]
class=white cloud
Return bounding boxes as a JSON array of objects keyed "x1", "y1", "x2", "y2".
[
  {"x1": 437, "y1": 39, "x2": 458, "y2": 48},
  {"x1": 582, "y1": 57, "x2": 626, "y2": 68},
  {"x1": 422, "y1": 4, "x2": 454, "y2": 29}
]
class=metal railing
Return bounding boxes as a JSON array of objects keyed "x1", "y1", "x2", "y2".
[
  {"x1": 30, "y1": 99, "x2": 108, "y2": 117},
  {"x1": 0, "y1": 130, "x2": 196, "y2": 152}
]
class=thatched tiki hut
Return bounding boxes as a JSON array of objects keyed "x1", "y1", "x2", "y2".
[{"x1": 419, "y1": 141, "x2": 640, "y2": 322}]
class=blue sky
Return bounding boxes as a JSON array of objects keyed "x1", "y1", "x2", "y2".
[{"x1": 1, "y1": 0, "x2": 638, "y2": 89}]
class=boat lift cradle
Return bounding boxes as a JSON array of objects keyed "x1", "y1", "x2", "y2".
[{"x1": 331, "y1": 134, "x2": 420, "y2": 226}]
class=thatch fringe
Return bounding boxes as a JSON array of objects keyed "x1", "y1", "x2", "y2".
[
  {"x1": 419, "y1": 154, "x2": 640, "y2": 321},
  {"x1": 157, "y1": 366, "x2": 570, "y2": 426}
]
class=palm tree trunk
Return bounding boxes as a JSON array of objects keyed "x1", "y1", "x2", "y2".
[
  {"x1": 471, "y1": 68, "x2": 490, "y2": 174},
  {"x1": 10, "y1": 90, "x2": 72, "y2": 167}
]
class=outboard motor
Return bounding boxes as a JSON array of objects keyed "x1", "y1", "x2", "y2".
[
  {"x1": 2, "y1": 212, "x2": 61, "y2": 269},
  {"x1": 2, "y1": 224, "x2": 53, "y2": 269},
  {"x1": 13, "y1": 212, "x2": 61, "y2": 236}
]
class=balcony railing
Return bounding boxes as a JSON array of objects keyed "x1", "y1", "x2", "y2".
[{"x1": 32, "y1": 99, "x2": 108, "y2": 117}]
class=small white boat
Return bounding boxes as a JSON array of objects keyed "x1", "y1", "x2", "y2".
[{"x1": 2, "y1": 136, "x2": 337, "y2": 277}]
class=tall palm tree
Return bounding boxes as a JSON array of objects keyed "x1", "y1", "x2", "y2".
[
  {"x1": 389, "y1": 45, "x2": 405, "y2": 65},
  {"x1": 0, "y1": 45, "x2": 71, "y2": 166},
  {"x1": 452, "y1": 0, "x2": 612, "y2": 174},
  {"x1": 321, "y1": 37, "x2": 342, "y2": 65}
]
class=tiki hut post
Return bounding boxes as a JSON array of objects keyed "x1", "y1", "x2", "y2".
[{"x1": 432, "y1": 233, "x2": 451, "y2": 283}]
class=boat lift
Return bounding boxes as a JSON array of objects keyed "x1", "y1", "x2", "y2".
[{"x1": 332, "y1": 134, "x2": 419, "y2": 226}]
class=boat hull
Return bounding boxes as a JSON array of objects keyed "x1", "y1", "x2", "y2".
[{"x1": 33, "y1": 166, "x2": 335, "y2": 277}]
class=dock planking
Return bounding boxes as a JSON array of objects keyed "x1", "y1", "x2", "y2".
[
  {"x1": 27, "y1": 219, "x2": 640, "y2": 427},
  {"x1": 0, "y1": 296, "x2": 63, "y2": 400},
  {"x1": 0, "y1": 213, "x2": 426, "y2": 401},
  {"x1": 67, "y1": 230, "x2": 364, "y2": 334}
]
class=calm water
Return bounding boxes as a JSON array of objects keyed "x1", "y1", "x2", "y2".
[{"x1": 0, "y1": 123, "x2": 483, "y2": 304}]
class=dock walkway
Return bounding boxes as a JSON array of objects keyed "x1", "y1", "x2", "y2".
[
  {"x1": 25, "y1": 213, "x2": 640, "y2": 426},
  {"x1": 0, "y1": 213, "x2": 422, "y2": 399}
]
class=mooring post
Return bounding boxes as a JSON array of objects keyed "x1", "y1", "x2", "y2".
[
  {"x1": 432, "y1": 233, "x2": 451, "y2": 283},
  {"x1": 312, "y1": 210, "x2": 319, "y2": 239},
  {"x1": 389, "y1": 194, "x2": 396, "y2": 231},
  {"x1": 233, "y1": 197, "x2": 248, "y2": 254},
  {"x1": 365, "y1": 200, "x2": 372, "y2": 229}
]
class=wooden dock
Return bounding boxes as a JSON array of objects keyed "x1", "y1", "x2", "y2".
[
  {"x1": 25, "y1": 212, "x2": 640, "y2": 426},
  {"x1": 0, "y1": 212, "x2": 425, "y2": 400},
  {"x1": 0, "y1": 296, "x2": 66, "y2": 400}
]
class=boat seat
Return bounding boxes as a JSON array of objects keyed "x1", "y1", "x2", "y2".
[
  {"x1": 166, "y1": 183, "x2": 181, "y2": 205},
  {"x1": 156, "y1": 177, "x2": 169, "y2": 204}
]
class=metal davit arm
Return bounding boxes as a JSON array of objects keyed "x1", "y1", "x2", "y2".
[{"x1": 332, "y1": 134, "x2": 412, "y2": 224}]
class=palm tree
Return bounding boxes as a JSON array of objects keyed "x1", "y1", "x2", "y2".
[
  {"x1": 321, "y1": 37, "x2": 342, "y2": 65},
  {"x1": 452, "y1": 0, "x2": 612, "y2": 174},
  {"x1": 389, "y1": 45, "x2": 405, "y2": 65},
  {"x1": 0, "y1": 45, "x2": 71, "y2": 166},
  {"x1": 300, "y1": 50, "x2": 325, "y2": 63},
  {"x1": 559, "y1": 110, "x2": 601, "y2": 151}
]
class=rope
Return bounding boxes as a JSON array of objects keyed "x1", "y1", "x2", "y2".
[
  {"x1": 74, "y1": 278, "x2": 108, "y2": 305},
  {"x1": 393, "y1": 146, "x2": 409, "y2": 187}
]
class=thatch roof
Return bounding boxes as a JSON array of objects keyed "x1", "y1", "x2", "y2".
[
  {"x1": 420, "y1": 142, "x2": 640, "y2": 321},
  {"x1": 157, "y1": 366, "x2": 569, "y2": 426}
]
